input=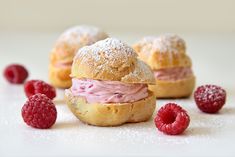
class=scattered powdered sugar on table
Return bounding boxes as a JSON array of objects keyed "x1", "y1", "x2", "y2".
[
  {"x1": 1, "y1": 82, "x2": 235, "y2": 156},
  {"x1": 47, "y1": 99, "x2": 230, "y2": 146}
]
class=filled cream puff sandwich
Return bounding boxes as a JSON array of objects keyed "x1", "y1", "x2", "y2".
[
  {"x1": 133, "y1": 34, "x2": 195, "y2": 98},
  {"x1": 65, "y1": 38, "x2": 156, "y2": 126},
  {"x1": 49, "y1": 25, "x2": 108, "y2": 88}
]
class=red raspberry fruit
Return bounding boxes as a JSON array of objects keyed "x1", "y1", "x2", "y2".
[
  {"x1": 194, "y1": 85, "x2": 226, "y2": 113},
  {"x1": 22, "y1": 94, "x2": 57, "y2": 129},
  {"x1": 3, "y1": 64, "x2": 28, "y2": 84},
  {"x1": 154, "y1": 103, "x2": 190, "y2": 135},
  {"x1": 24, "y1": 80, "x2": 56, "y2": 99}
]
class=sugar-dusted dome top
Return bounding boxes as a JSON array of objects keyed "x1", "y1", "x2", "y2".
[
  {"x1": 133, "y1": 34, "x2": 192, "y2": 70},
  {"x1": 58, "y1": 25, "x2": 109, "y2": 46},
  {"x1": 71, "y1": 38, "x2": 155, "y2": 84},
  {"x1": 136, "y1": 34, "x2": 186, "y2": 54},
  {"x1": 50, "y1": 25, "x2": 109, "y2": 63}
]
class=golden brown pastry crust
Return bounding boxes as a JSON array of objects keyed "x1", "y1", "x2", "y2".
[
  {"x1": 71, "y1": 38, "x2": 155, "y2": 84},
  {"x1": 149, "y1": 76, "x2": 195, "y2": 98},
  {"x1": 65, "y1": 38, "x2": 156, "y2": 126},
  {"x1": 49, "y1": 25, "x2": 108, "y2": 88},
  {"x1": 133, "y1": 34, "x2": 192, "y2": 70},
  {"x1": 49, "y1": 64, "x2": 72, "y2": 88},
  {"x1": 133, "y1": 34, "x2": 195, "y2": 98},
  {"x1": 65, "y1": 90, "x2": 156, "y2": 126}
]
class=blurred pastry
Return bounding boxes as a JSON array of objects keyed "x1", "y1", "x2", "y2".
[
  {"x1": 133, "y1": 34, "x2": 195, "y2": 98},
  {"x1": 49, "y1": 25, "x2": 108, "y2": 88},
  {"x1": 65, "y1": 38, "x2": 156, "y2": 126}
]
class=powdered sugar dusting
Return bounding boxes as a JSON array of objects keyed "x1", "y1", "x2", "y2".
[
  {"x1": 73, "y1": 38, "x2": 155, "y2": 83},
  {"x1": 121, "y1": 60, "x2": 155, "y2": 83},
  {"x1": 75, "y1": 38, "x2": 137, "y2": 64},
  {"x1": 195, "y1": 85, "x2": 226, "y2": 102},
  {"x1": 140, "y1": 34, "x2": 186, "y2": 54},
  {"x1": 58, "y1": 25, "x2": 108, "y2": 46},
  {"x1": 92, "y1": 37, "x2": 136, "y2": 59}
]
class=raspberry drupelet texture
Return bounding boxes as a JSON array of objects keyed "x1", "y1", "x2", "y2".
[
  {"x1": 21, "y1": 94, "x2": 57, "y2": 129},
  {"x1": 3, "y1": 64, "x2": 28, "y2": 84},
  {"x1": 24, "y1": 80, "x2": 56, "y2": 99},
  {"x1": 194, "y1": 85, "x2": 226, "y2": 113},
  {"x1": 154, "y1": 103, "x2": 190, "y2": 135}
]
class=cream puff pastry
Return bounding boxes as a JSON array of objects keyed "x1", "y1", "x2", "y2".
[
  {"x1": 49, "y1": 25, "x2": 108, "y2": 88},
  {"x1": 133, "y1": 34, "x2": 195, "y2": 98},
  {"x1": 65, "y1": 38, "x2": 156, "y2": 126}
]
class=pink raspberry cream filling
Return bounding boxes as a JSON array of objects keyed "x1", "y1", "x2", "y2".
[
  {"x1": 69, "y1": 79, "x2": 148, "y2": 103},
  {"x1": 154, "y1": 67, "x2": 193, "y2": 81}
]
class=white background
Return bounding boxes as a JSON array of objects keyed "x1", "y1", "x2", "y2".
[
  {"x1": 0, "y1": 32, "x2": 235, "y2": 157},
  {"x1": 0, "y1": 0, "x2": 235, "y2": 33},
  {"x1": 0, "y1": 0, "x2": 235, "y2": 157}
]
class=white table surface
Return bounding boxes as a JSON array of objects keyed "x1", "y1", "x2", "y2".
[{"x1": 0, "y1": 31, "x2": 234, "y2": 157}]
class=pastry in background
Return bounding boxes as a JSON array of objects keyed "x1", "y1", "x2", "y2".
[
  {"x1": 133, "y1": 34, "x2": 195, "y2": 98},
  {"x1": 65, "y1": 38, "x2": 156, "y2": 126},
  {"x1": 49, "y1": 25, "x2": 108, "y2": 88}
]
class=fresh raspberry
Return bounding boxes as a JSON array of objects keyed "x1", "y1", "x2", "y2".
[
  {"x1": 24, "y1": 80, "x2": 56, "y2": 99},
  {"x1": 194, "y1": 85, "x2": 226, "y2": 113},
  {"x1": 154, "y1": 103, "x2": 190, "y2": 135},
  {"x1": 3, "y1": 64, "x2": 28, "y2": 84},
  {"x1": 21, "y1": 94, "x2": 57, "y2": 129}
]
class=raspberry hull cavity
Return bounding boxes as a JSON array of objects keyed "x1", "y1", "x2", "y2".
[{"x1": 154, "y1": 103, "x2": 190, "y2": 135}]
